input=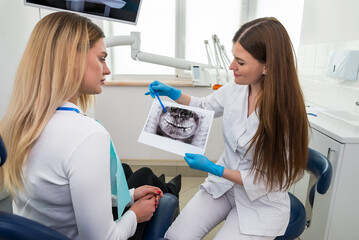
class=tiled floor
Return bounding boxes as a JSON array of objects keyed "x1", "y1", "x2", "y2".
[{"x1": 166, "y1": 176, "x2": 224, "y2": 240}]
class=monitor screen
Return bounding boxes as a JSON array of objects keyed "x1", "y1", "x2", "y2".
[{"x1": 24, "y1": 0, "x2": 142, "y2": 25}]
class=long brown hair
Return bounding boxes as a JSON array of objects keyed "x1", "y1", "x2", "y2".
[
  {"x1": 0, "y1": 12, "x2": 104, "y2": 194},
  {"x1": 233, "y1": 17, "x2": 308, "y2": 191}
]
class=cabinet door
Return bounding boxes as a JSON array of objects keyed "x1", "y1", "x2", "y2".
[
  {"x1": 300, "y1": 128, "x2": 343, "y2": 240},
  {"x1": 327, "y1": 143, "x2": 359, "y2": 240}
]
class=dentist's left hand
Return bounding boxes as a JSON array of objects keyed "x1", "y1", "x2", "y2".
[{"x1": 184, "y1": 153, "x2": 224, "y2": 177}]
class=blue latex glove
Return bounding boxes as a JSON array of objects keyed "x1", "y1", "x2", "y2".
[
  {"x1": 145, "y1": 80, "x2": 182, "y2": 100},
  {"x1": 184, "y1": 153, "x2": 224, "y2": 177}
]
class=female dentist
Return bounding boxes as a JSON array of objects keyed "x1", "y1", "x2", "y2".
[{"x1": 146, "y1": 17, "x2": 309, "y2": 239}]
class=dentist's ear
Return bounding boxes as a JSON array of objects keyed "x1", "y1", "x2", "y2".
[{"x1": 262, "y1": 66, "x2": 267, "y2": 75}]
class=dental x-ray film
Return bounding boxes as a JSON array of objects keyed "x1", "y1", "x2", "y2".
[{"x1": 138, "y1": 100, "x2": 214, "y2": 156}]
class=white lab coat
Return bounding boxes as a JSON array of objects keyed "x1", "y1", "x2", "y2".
[
  {"x1": 189, "y1": 81, "x2": 290, "y2": 236},
  {"x1": 13, "y1": 102, "x2": 137, "y2": 240}
]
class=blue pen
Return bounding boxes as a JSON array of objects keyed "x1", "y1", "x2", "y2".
[{"x1": 151, "y1": 84, "x2": 167, "y2": 113}]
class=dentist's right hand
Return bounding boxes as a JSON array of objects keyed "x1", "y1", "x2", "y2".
[
  {"x1": 184, "y1": 153, "x2": 224, "y2": 177},
  {"x1": 145, "y1": 80, "x2": 182, "y2": 100}
]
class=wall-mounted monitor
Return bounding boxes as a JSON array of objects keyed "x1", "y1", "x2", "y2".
[{"x1": 24, "y1": 0, "x2": 142, "y2": 25}]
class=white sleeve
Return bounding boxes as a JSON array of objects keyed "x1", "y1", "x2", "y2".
[
  {"x1": 241, "y1": 169, "x2": 271, "y2": 201},
  {"x1": 113, "y1": 188, "x2": 135, "y2": 207},
  {"x1": 127, "y1": 188, "x2": 135, "y2": 206},
  {"x1": 67, "y1": 131, "x2": 137, "y2": 240}
]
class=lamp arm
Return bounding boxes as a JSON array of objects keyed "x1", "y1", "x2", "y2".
[
  {"x1": 105, "y1": 35, "x2": 137, "y2": 47},
  {"x1": 105, "y1": 32, "x2": 211, "y2": 71},
  {"x1": 135, "y1": 51, "x2": 211, "y2": 70}
]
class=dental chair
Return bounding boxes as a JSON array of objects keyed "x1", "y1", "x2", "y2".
[
  {"x1": 0, "y1": 135, "x2": 6, "y2": 167},
  {"x1": 275, "y1": 148, "x2": 333, "y2": 240},
  {"x1": 0, "y1": 135, "x2": 179, "y2": 240}
]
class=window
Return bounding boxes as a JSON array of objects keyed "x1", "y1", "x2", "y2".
[{"x1": 104, "y1": 0, "x2": 243, "y2": 79}]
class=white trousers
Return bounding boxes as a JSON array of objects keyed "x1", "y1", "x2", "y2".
[{"x1": 165, "y1": 189, "x2": 274, "y2": 240}]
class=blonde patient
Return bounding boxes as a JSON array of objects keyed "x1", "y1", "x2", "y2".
[{"x1": 0, "y1": 11, "x2": 180, "y2": 240}]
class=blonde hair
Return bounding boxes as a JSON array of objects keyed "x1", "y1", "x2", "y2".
[
  {"x1": 233, "y1": 17, "x2": 309, "y2": 191},
  {"x1": 0, "y1": 12, "x2": 104, "y2": 194}
]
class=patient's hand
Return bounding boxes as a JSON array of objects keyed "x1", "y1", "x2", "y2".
[
  {"x1": 134, "y1": 185, "x2": 163, "y2": 207},
  {"x1": 130, "y1": 194, "x2": 156, "y2": 223}
]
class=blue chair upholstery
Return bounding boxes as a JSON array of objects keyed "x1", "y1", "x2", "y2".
[
  {"x1": 0, "y1": 211, "x2": 71, "y2": 240},
  {"x1": 275, "y1": 148, "x2": 333, "y2": 240},
  {"x1": 0, "y1": 135, "x2": 7, "y2": 167}
]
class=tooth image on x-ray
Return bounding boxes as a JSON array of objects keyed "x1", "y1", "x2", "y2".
[
  {"x1": 139, "y1": 100, "x2": 214, "y2": 156},
  {"x1": 143, "y1": 104, "x2": 211, "y2": 148},
  {"x1": 157, "y1": 106, "x2": 199, "y2": 144}
]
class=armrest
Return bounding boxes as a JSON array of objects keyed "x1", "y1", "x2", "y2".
[
  {"x1": 0, "y1": 211, "x2": 71, "y2": 240},
  {"x1": 143, "y1": 193, "x2": 179, "y2": 240},
  {"x1": 307, "y1": 148, "x2": 332, "y2": 194}
]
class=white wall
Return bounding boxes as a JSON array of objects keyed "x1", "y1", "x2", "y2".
[
  {"x1": 297, "y1": 0, "x2": 359, "y2": 113},
  {"x1": 0, "y1": 1, "x2": 39, "y2": 118},
  {"x1": 247, "y1": 0, "x2": 305, "y2": 51},
  {"x1": 300, "y1": 0, "x2": 359, "y2": 45}
]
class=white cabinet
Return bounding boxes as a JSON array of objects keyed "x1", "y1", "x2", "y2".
[{"x1": 292, "y1": 123, "x2": 359, "y2": 240}]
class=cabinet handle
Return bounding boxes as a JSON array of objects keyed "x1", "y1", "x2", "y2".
[{"x1": 327, "y1": 147, "x2": 335, "y2": 160}]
